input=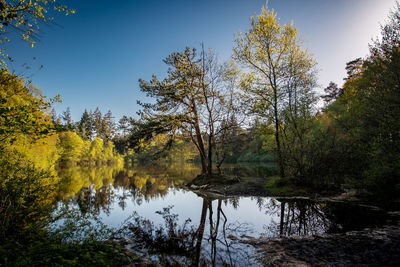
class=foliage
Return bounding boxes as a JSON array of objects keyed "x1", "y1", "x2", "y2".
[
  {"x1": 0, "y1": 205, "x2": 134, "y2": 267},
  {"x1": 0, "y1": 238, "x2": 134, "y2": 267},
  {"x1": 289, "y1": 3, "x2": 400, "y2": 201},
  {"x1": 132, "y1": 47, "x2": 241, "y2": 175},
  {"x1": 0, "y1": 69, "x2": 57, "y2": 147},
  {"x1": 233, "y1": 4, "x2": 317, "y2": 178},
  {"x1": 0, "y1": 0, "x2": 75, "y2": 66},
  {"x1": 0, "y1": 150, "x2": 58, "y2": 240},
  {"x1": 58, "y1": 131, "x2": 123, "y2": 166}
]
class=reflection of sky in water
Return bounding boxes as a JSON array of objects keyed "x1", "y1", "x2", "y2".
[
  {"x1": 56, "y1": 164, "x2": 389, "y2": 265},
  {"x1": 96, "y1": 187, "x2": 270, "y2": 266},
  {"x1": 101, "y1": 188, "x2": 277, "y2": 237}
]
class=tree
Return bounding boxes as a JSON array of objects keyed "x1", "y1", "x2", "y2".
[
  {"x1": 322, "y1": 82, "x2": 343, "y2": 104},
  {"x1": 131, "y1": 47, "x2": 233, "y2": 175},
  {"x1": 133, "y1": 47, "x2": 207, "y2": 173},
  {"x1": 344, "y1": 58, "x2": 363, "y2": 81},
  {"x1": 78, "y1": 109, "x2": 94, "y2": 140},
  {"x1": 0, "y1": 69, "x2": 56, "y2": 148},
  {"x1": 92, "y1": 107, "x2": 103, "y2": 139},
  {"x1": 212, "y1": 62, "x2": 245, "y2": 173},
  {"x1": 61, "y1": 107, "x2": 74, "y2": 130},
  {"x1": 102, "y1": 110, "x2": 115, "y2": 141},
  {"x1": 300, "y1": 2, "x2": 400, "y2": 196},
  {"x1": 233, "y1": 5, "x2": 317, "y2": 178},
  {"x1": 0, "y1": 0, "x2": 75, "y2": 66},
  {"x1": 347, "y1": 2, "x2": 400, "y2": 199}
]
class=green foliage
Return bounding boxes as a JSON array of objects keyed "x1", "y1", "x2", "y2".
[
  {"x1": 1, "y1": 205, "x2": 134, "y2": 266},
  {"x1": 11, "y1": 133, "x2": 60, "y2": 172},
  {"x1": 77, "y1": 109, "x2": 94, "y2": 140},
  {"x1": 0, "y1": 238, "x2": 134, "y2": 267},
  {"x1": 233, "y1": 4, "x2": 317, "y2": 178},
  {"x1": 0, "y1": 151, "x2": 58, "y2": 240},
  {"x1": 133, "y1": 47, "x2": 238, "y2": 175},
  {"x1": 287, "y1": 3, "x2": 400, "y2": 202}
]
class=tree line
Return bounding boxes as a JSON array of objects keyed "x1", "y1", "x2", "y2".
[{"x1": 123, "y1": 3, "x2": 400, "y2": 203}]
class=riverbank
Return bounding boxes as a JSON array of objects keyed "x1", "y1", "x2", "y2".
[
  {"x1": 186, "y1": 174, "x2": 342, "y2": 199},
  {"x1": 244, "y1": 214, "x2": 400, "y2": 266},
  {"x1": 186, "y1": 174, "x2": 400, "y2": 211}
]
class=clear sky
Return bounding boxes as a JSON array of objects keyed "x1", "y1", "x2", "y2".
[{"x1": 5, "y1": 0, "x2": 397, "y2": 121}]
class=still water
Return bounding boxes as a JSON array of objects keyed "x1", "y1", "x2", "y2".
[{"x1": 55, "y1": 162, "x2": 388, "y2": 266}]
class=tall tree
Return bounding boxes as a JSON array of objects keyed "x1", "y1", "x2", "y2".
[
  {"x1": 233, "y1": 5, "x2": 317, "y2": 178},
  {"x1": 134, "y1": 47, "x2": 208, "y2": 173},
  {"x1": 93, "y1": 107, "x2": 103, "y2": 139},
  {"x1": 102, "y1": 110, "x2": 116, "y2": 141},
  {"x1": 61, "y1": 107, "x2": 73, "y2": 130},
  {"x1": 131, "y1": 47, "x2": 232, "y2": 175},
  {"x1": 78, "y1": 109, "x2": 94, "y2": 140}
]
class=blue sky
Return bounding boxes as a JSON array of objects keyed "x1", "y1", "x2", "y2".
[{"x1": 6, "y1": 0, "x2": 397, "y2": 121}]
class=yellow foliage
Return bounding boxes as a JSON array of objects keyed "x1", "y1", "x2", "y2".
[{"x1": 11, "y1": 133, "x2": 60, "y2": 172}]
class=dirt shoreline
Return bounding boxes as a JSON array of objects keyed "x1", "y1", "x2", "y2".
[
  {"x1": 242, "y1": 218, "x2": 400, "y2": 266},
  {"x1": 184, "y1": 180, "x2": 400, "y2": 266}
]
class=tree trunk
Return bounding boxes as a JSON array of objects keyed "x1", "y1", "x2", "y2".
[
  {"x1": 193, "y1": 103, "x2": 207, "y2": 174},
  {"x1": 207, "y1": 132, "x2": 213, "y2": 175},
  {"x1": 274, "y1": 91, "x2": 285, "y2": 178}
]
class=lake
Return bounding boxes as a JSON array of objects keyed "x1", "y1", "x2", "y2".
[{"x1": 55, "y1": 162, "x2": 388, "y2": 266}]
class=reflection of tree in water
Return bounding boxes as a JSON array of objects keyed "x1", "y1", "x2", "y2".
[
  {"x1": 57, "y1": 164, "x2": 123, "y2": 215},
  {"x1": 56, "y1": 162, "x2": 277, "y2": 216},
  {"x1": 258, "y1": 198, "x2": 388, "y2": 238},
  {"x1": 57, "y1": 163, "x2": 194, "y2": 215},
  {"x1": 74, "y1": 185, "x2": 115, "y2": 215},
  {"x1": 113, "y1": 163, "x2": 205, "y2": 210},
  {"x1": 56, "y1": 164, "x2": 123, "y2": 199},
  {"x1": 260, "y1": 198, "x2": 331, "y2": 237},
  {"x1": 117, "y1": 198, "x2": 256, "y2": 266}
]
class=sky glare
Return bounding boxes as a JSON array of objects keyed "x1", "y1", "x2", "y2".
[{"x1": 6, "y1": 0, "x2": 397, "y2": 121}]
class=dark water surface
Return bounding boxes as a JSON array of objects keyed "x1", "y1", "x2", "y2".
[{"x1": 55, "y1": 163, "x2": 388, "y2": 266}]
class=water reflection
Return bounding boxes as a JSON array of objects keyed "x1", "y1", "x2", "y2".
[
  {"x1": 118, "y1": 199, "x2": 256, "y2": 266},
  {"x1": 55, "y1": 163, "x2": 389, "y2": 266},
  {"x1": 259, "y1": 198, "x2": 388, "y2": 237},
  {"x1": 57, "y1": 163, "x2": 123, "y2": 198}
]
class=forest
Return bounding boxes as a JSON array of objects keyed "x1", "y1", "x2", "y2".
[{"x1": 0, "y1": 0, "x2": 399, "y2": 266}]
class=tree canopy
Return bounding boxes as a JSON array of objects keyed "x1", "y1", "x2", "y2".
[{"x1": 233, "y1": 5, "x2": 317, "y2": 178}]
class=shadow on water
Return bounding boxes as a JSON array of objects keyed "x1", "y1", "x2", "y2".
[{"x1": 55, "y1": 163, "x2": 390, "y2": 266}]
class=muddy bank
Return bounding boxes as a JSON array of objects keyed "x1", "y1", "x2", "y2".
[
  {"x1": 185, "y1": 175, "x2": 271, "y2": 197},
  {"x1": 244, "y1": 217, "x2": 400, "y2": 266}
]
